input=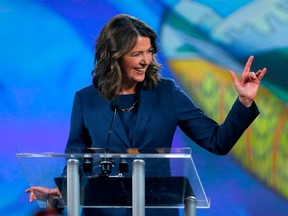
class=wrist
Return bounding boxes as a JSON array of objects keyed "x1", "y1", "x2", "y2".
[
  {"x1": 48, "y1": 188, "x2": 60, "y2": 197},
  {"x1": 239, "y1": 96, "x2": 253, "y2": 107}
]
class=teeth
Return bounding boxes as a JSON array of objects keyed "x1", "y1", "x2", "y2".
[{"x1": 136, "y1": 69, "x2": 144, "y2": 72}]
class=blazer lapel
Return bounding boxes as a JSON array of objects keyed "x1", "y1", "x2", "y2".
[
  {"x1": 132, "y1": 89, "x2": 155, "y2": 147},
  {"x1": 100, "y1": 98, "x2": 131, "y2": 148}
]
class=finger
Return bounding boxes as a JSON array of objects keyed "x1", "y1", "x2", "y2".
[
  {"x1": 249, "y1": 72, "x2": 257, "y2": 80},
  {"x1": 25, "y1": 189, "x2": 31, "y2": 193},
  {"x1": 255, "y1": 70, "x2": 262, "y2": 77},
  {"x1": 243, "y1": 55, "x2": 254, "y2": 76},
  {"x1": 257, "y1": 68, "x2": 267, "y2": 81},
  {"x1": 29, "y1": 192, "x2": 35, "y2": 203}
]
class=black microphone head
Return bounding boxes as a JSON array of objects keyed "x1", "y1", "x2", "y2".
[{"x1": 110, "y1": 99, "x2": 121, "y2": 111}]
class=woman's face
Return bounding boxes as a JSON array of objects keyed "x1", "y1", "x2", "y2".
[{"x1": 120, "y1": 36, "x2": 154, "y2": 93}]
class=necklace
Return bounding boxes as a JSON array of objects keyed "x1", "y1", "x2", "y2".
[
  {"x1": 120, "y1": 99, "x2": 138, "y2": 112},
  {"x1": 118, "y1": 92, "x2": 139, "y2": 112}
]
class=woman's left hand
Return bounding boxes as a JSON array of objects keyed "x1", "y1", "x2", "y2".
[
  {"x1": 230, "y1": 55, "x2": 267, "y2": 107},
  {"x1": 25, "y1": 186, "x2": 60, "y2": 203}
]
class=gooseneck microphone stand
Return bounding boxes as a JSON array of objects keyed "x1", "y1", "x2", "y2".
[{"x1": 100, "y1": 99, "x2": 120, "y2": 176}]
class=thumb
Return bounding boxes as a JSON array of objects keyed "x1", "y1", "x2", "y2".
[{"x1": 230, "y1": 70, "x2": 239, "y2": 87}]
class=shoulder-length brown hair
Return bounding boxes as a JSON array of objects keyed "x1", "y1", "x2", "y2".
[{"x1": 92, "y1": 14, "x2": 161, "y2": 100}]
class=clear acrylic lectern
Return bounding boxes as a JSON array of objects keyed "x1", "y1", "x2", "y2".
[{"x1": 17, "y1": 148, "x2": 210, "y2": 216}]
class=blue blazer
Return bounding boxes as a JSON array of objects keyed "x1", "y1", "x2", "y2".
[
  {"x1": 65, "y1": 78, "x2": 259, "y2": 155},
  {"x1": 64, "y1": 78, "x2": 259, "y2": 216}
]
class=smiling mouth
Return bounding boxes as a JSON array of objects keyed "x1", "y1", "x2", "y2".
[{"x1": 135, "y1": 68, "x2": 145, "y2": 73}]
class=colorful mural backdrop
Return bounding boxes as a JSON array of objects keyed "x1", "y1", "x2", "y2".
[
  {"x1": 159, "y1": 0, "x2": 288, "y2": 201},
  {"x1": 0, "y1": 0, "x2": 287, "y2": 215}
]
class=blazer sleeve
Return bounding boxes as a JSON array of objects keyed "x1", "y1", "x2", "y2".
[
  {"x1": 171, "y1": 80, "x2": 260, "y2": 155},
  {"x1": 65, "y1": 92, "x2": 92, "y2": 153}
]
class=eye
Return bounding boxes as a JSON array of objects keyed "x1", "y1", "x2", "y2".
[
  {"x1": 148, "y1": 48, "x2": 155, "y2": 54},
  {"x1": 131, "y1": 52, "x2": 141, "y2": 57}
]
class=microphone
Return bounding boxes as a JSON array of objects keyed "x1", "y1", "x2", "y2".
[
  {"x1": 110, "y1": 99, "x2": 129, "y2": 175},
  {"x1": 100, "y1": 99, "x2": 121, "y2": 177},
  {"x1": 106, "y1": 99, "x2": 120, "y2": 153},
  {"x1": 110, "y1": 99, "x2": 121, "y2": 112}
]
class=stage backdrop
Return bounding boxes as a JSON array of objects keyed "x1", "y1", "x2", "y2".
[{"x1": 0, "y1": 0, "x2": 287, "y2": 215}]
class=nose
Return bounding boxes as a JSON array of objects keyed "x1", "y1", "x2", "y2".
[{"x1": 141, "y1": 53, "x2": 151, "y2": 65}]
